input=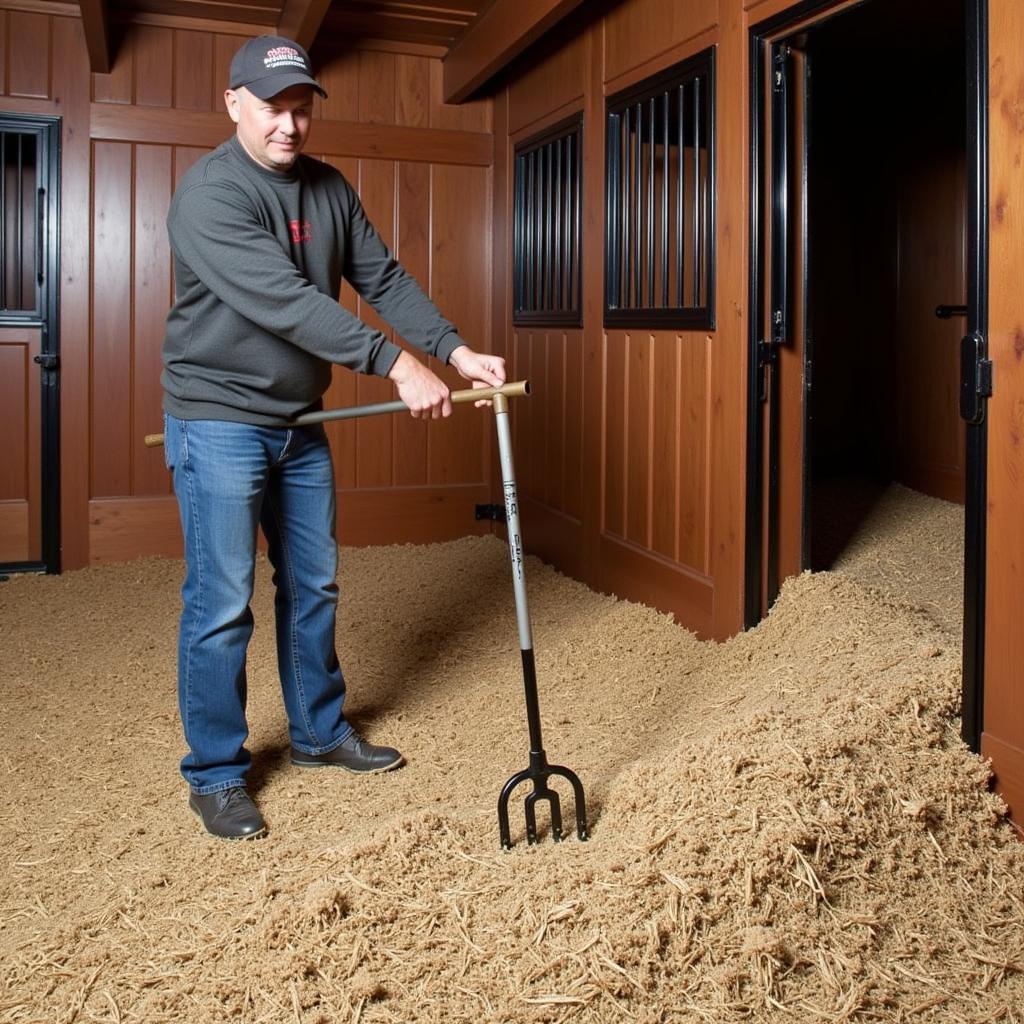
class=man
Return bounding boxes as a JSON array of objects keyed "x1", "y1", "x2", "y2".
[{"x1": 161, "y1": 35, "x2": 506, "y2": 840}]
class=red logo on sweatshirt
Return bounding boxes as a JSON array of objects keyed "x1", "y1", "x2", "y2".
[{"x1": 289, "y1": 219, "x2": 312, "y2": 243}]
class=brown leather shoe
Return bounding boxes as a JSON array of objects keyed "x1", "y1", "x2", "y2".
[
  {"x1": 189, "y1": 787, "x2": 267, "y2": 839},
  {"x1": 290, "y1": 731, "x2": 404, "y2": 773}
]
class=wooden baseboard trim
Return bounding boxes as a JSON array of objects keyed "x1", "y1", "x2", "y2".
[
  {"x1": 521, "y1": 496, "x2": 584, "y2": 581},
  {"x1": 336, "y1": 485, "x2": 491, "y2": 546},
  {"x1": 88, "y1": 486, "x2": 493, "y2": 564},
  {"x1": 0, "y1": 500, "x2": 31, "y2": 563},
  {"x1": 89, "y1": 496, "x2": 183, "y2": 564},
  {"x1": 981, "y1": 732, "x2": 1024, "y2": 835},
  {"x1": 599, "y1": 533, "x2": 714, "y2": 637}
]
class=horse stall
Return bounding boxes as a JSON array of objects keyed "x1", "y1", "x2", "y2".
[{"x1": 2, "y1": 0, "x2": 1024, "y2": 1020}]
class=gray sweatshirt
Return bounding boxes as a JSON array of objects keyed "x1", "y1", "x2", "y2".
[{"x1": 161, "y1": 135, "x2": 466, "y2": 425}]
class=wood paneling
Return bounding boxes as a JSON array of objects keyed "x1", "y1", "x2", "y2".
[
  {"x1": 495, "y1": 0, "x2": 744, "y2": 638},
  {"x1": 981, "y1": 734, "x2": 1024, "y2": 838},
  {"x1": 511, "y1": 328, "x2": 584, "y2": 524},
  {"x1": 90, "y1": 140, "x2": 133, "y2": 498},
  {"x1": 7, "y1": 10, "x2": 50, "y2": 97},
  {"x1": 87, "y1": 485, "x2": 493, "y2": 563},
  {"x1": 90, "y1": 104, "x2": 493, "y2": 165},
  {"x1": 427, "y1": 161, "x2": 490, "y2": 485},
  {"x1": 984, "y1": 0, "x2": 1024, "y2": 831},
  {"x1": 132, "y1": 144, "x2": 174, "y2": 497},
  {"x1": 604, "y1": 0, "x2": 717, "y2": 86},
  {"x1": 507, "y1": 26, "x2": 584, "y2": 136},
  {"x1": 442, "y1": 0, "x2": 583, "y2": 104},
  {"x1": 894, "y1": 149, "x2": 966, "y2": 504},
  {"x1": 0, "y1": 12, "x2": 7, "y2": 94},
  {"x1": 173, "y1": 29, "x2": 214, "y2": 110},
  {"x1": 55, "y1": 14, "x2": 94, "y2": 570},
  {"x1": 0, "y1": 328, "x2": 41, "y2": 562}
]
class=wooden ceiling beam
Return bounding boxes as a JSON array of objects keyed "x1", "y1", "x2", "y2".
[
  {"x1": 442, "y1": 0, "x2": 582, "y2": 103},
  {"x1": 277, "y1": 0, "x2": 333, "y2": 50},
  {"x1": 78, "y1": 0, "x2": 112, "y2": 74}
]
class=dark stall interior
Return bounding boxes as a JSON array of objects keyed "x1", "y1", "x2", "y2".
[{"x1": 804, "y1": 0, "x2": 967, "y2": 572}]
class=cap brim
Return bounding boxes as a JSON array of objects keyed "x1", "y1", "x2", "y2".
[{"x1": 244, "y1": 73, "x2": 328, "y2": 100}]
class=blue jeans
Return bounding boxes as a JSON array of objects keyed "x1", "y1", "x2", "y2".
[{"x1": 164, "y1": 414, "x2": 352, "y2": 794}]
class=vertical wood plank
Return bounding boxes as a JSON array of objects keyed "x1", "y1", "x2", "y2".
[
  {"x1": 358, "y1": 50, "x2": 396, "y2": 125},
  {"x1": 0, "y1": 341, "x2": 27, "y2": 499},
  {"x1": 430, "y1": 59, "x2": 492, "y2": 133},
  {"x1": 708, "y1": 0, "x2": 747, "y2": 635},
  {"x1": 54, "y1": 15, "x2": 93, "y2": 567},
  {"x1": 580, "y1": 22, "x2": 604, "y2": 588},
  {"x1": 322, "y1": 155, "x2": 359, "y2": 491},
  {"x1": 173, "y1": 146, "x2": 210, "y2": 189},
  {"x1": 93, "y1": 44, "x2": 133, "y2": 104},
  {"x1": 133, "y1": 25, "x2": 173, "y2": 107},
  {"x1": 547, "y1": 330, "x2": 566, "y2": 512},
  {"x1": 133, "y1": 145, "x2": 173, "y2": 497},
  {"x1": 526, "y1": 331, "x2": 547, "y2": 502},
  {"x1": 0, "y1": 12, "x2": 7, "y2": 96},
  {"x1": 651, "y1": 333, "x2": 678, "y2": 560},
  {"x1": 91, "y1": 141, "x2": 133, "y2": 498},
  {"x1": 353, "y1": 157, "x2": 395, "y2": 489},
  {"x1": 626, "y1": 331, "x2": 651, "y2": 546},
  {"x1": 174, "y1": 30, "x2": 214, "y2": 111},
  {"x1": 8, "y1": 11, "x2": 49, "y2": 99},
  {"x1": 213, "y1": 33, "x2": 244, "y2": 111},
  {"x1": 428, "y1": 162, "x2": 488, "y2": 486},
  {"x1": 318, "y1": 49, "x2": 360, "y2": 122},
  {"x1": 603, "y1": 0, "x2": 717, "y2": 85},
  {"x1": 983, "y1": 0, "x2": 1024, "y2": 825},
  {"x1": 393, "y1": 160, "x2": 431, "y2": 486},
  {"x1": 396, "y1": 54, "x2": 429, "y2": 128},
  {"x1": 563, "y1": 329, "x2": 583, "y2": 521},
  {"x1": 604, "y1": 332, "x2": 626, "y2": 538},
  {"x1": 679, "y1": 335, "x2": 709, "y2": 573}
]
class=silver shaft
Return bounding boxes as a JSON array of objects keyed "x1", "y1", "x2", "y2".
[{"x1": 492, "y1": 395, "x2": 533, "y2": 651}]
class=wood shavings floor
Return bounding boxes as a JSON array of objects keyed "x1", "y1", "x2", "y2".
[{"x1": 2, "y1": 485, "x2": 1020, "y2": 1023}]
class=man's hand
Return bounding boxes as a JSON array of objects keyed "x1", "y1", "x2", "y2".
[
  {"x1": 449, "y1": 346, "x2": 507, "y2": 406},
  {"x1": 388, "y1": 351, "x2": 452, "y2": 418}
]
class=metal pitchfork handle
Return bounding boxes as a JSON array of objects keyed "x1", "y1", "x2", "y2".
[
  {"x1": 491, "y1": 392, "x2": 588, "y2": 850},
  {"x1": 142, "y1": 380, "x2": 532, "y2": 447}
]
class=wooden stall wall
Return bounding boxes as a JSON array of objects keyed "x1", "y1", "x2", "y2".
[
  {"x1": 494, "y1": 0, "x2": 746, "y2": 639},
  {"x1": 983, "y1": 0, "x2": 1024, "y2": 831},
  {"x1": 0, "y1": 6, "x2": 494, "y2": 567}
]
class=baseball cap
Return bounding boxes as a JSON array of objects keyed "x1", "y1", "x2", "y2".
[{"x1": 229, "y1": 35, "x2": 328, "y2": 100}]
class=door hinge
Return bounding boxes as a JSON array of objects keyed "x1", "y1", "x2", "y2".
[{"x1": 34, "y1": 353, "x2": 59, "y2": 370}]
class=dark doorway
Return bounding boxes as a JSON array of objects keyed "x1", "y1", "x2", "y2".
[
  {"x1": 805, "y1": 0, "x2": 967, "y2": 585},
  {"x1": 747, "y1": 0, "x2": 988, "y2": 748}
]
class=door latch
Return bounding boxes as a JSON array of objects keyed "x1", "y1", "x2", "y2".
[{"x1": 959, "y1": 332, "x2": 992, "y2": 424}]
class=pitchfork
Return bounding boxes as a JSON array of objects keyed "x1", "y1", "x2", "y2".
[{"x1": 490, "y1": 390, "x2": 588, "y2": 850}]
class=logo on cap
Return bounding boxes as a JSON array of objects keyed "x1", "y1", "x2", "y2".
[{"x1": 264, "y1": 46, "x2": 306, "y2": 71}]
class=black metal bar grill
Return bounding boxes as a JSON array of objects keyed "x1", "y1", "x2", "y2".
[
  {"x1": 693, "y1": 76, "x2": 701, "y2": 307},
  {"x1": 661, "y1": 90, "x2": 669, "y2": 308},
  {"x1": 604, "y1": 50, "x2": 714, "y2": 324},
  {"x1": 677, "y1": 83, "x2": 684, "y2": 308},
  {"x1": 1, "y1": 132, "x2": 6, "y2": 311},
  {"x1": 513, "y1": 115, "x2": 583, "y2": 324}
]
